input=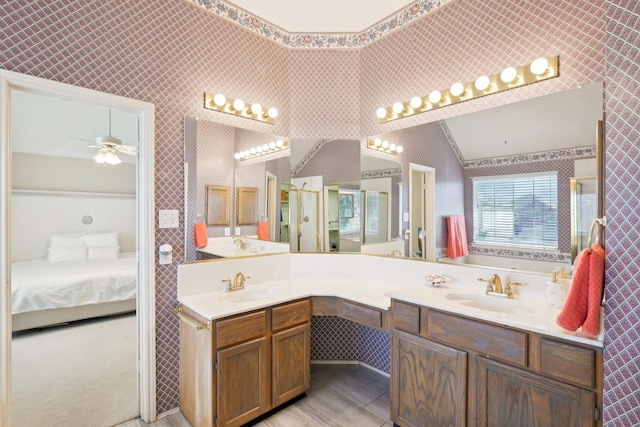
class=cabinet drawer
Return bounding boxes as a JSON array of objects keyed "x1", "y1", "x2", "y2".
[
  {"x1": 272, "y1": 299, "x2": 311, "y2": 331},
  {"x1": 427, "y1": 310, "x2": 528, "y2": 367},
  {"x1": 540, "y1": 338, "x2": 595, "y2": 388},
  {"x1": 340, "y1": 300, "x2": 385, "y2": 330},
  {"x1": 217, "y1": 310, "x2": 266, "y2": 349},
  {"x1": 391, "y1": 300, "x2": 420, "y2": 334}
]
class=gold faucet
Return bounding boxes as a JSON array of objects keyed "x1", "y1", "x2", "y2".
[
  {"x1": 233, "y1": 238, "x2": 248, "y2": 250},
  {"x1": 222, "y1": 272, "x2": 250, "y2": 292},
  {"x1": 389, "y1": 249, "x2": 402, "y2": 257},
  {"x1": 478, "y1": 274, "x2": 503, "y2": 294}
]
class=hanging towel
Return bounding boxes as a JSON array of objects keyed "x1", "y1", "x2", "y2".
[
  {"x1": 583, "y1": 244, "x2": 605, "y2": 336},
  {"x1": 556, "y1": 248, "x2": 591, "y2": 331},
  {"x1": 194, "y1": 223, "x2": 207, "y2": 248},
  {"x1": 258, "y1": 221, "x2": 269, "y2": 241},
  {"x1": 446, "y1": 216, "x2": 469, "y2": 259}
]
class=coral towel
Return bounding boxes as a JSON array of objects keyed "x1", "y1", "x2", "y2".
[
  {"x1": 258, "y1": 221, "x2": 269, "y2": 241},
  {"x1": 583, "y1": 244, "x2": 605, "y2": 336},
  {"x1": 194, "y1": 223, "x2": 207, "y2": 248},
  {"x1": 446, "y1": 216, "x2": 469, "y2": 259},
  {"x1": 556, "y1": 244, "x2": 605, "y2": 336}
]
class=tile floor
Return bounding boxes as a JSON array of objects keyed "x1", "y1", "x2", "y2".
[{"x1": 117, "y1": 363, "x2": 392, "y2": 427}]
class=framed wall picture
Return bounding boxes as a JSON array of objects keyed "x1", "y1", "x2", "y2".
[
  {"x1": 206, "y1": 185, "x2": 231, "y2": 226},
  {"x1": 236, "y1": 187, "x2": 258, "y2": 225}
]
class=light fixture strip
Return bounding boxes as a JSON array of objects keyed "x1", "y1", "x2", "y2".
[
  {"x1": 204, "y1": 92, "x2": 277, "y2": 125},
  {"x1": 236, "y1": 139, "x2": 290, "y2": 161},
  {"x1": 377, "y1": 56, "x2": 559, "y2": 123},
  {"x1": 366, "y1": 139, "x2": 403, "y2": 155}
]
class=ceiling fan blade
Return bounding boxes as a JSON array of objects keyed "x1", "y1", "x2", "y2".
[
  {"x1": 116, "y1": 146, "x2": 137, "y2": 156},
  {"x1": 69, "y1": 136, "x2": 95, "y2": 143}
]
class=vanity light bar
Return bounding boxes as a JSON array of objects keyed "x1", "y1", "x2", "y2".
[
  {"x1": 234, "y1": 139, "x2": 290, "y2": 161},
  {"x1": 367, "y1": 138, "x2": 404, "y2": 155},
  {"x1": 204, "y1": 92, "x2": 278, "y2": 125},
  {"x1": 376, "y1": 56, "x2": 559, "y2": 123}
]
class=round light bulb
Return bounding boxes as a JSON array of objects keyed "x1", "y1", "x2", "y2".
[
  {"x1": 233, "y1": 99, "x2": 245, "y2": 111},
  {"x1": 262, "y1": 144, "x2": 269, "y2": 151},
  {"x1": 373, "y1": 138, "x2": 382, "y2": 147},
  {"x1": 234, "y1": 152, "x2": 242, "y2": 159},
  {"x1": 267, "y1": 107, "x2": 278, "y2": 118},
  {"x1": 251, "y1": 103, "x2": 262, "y2": 115},
  {"x1": 256, "y1": 146, "x2": 263, "y2": 153},
  {"x1": 381, "y1": 140, "x2": 390, "y2": 149},
  {"x1": 475, "y1": 75, "x2": 491, "y2": 91},
  {"x1": 269, "y1": 141, "x2": 276, "y2": 149},
  {"x1": 376, "y1": 107, "x2": 388, "y2": 119},
  {"x1": 276, "y1": 139, "x2": 283, "y2": 147},
  {"x1": 450, "y1": 82, "x2": 465, "y2": 97},
  {"x1": 410, "y1": 96, "x2": 423, "y2": 109},
  {"x1": 389, "y1": 143, "x2": 397, "y2": 151},
  {"x1": 396, "y1": 145, "x2": 404, "y2": 153},
  {"x1": 500, "y1": 67, "x2": 518, "y2": 83},
  {"x1": 244, "y1": 150, "x2": 251, "y2": 157},
  {"x1": 530, "y1": 57, "x2": 549, "y2": 75},
  {"x1": 213, "y1": 93, "x2": 226, "y2": 106},
  {"x1": 392, "y1": 102, "x2": 404, "y2": 114},
  {"x1": 428, "y1": 90, "x2": 442, "y2": 104},
  {"x1": 250, "y1": 147, "x2": 257, "y2": 154}
]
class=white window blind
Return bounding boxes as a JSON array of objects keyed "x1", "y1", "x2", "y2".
[{"x1": 473, "y1": 173, "x2": 558, "y2": 248}]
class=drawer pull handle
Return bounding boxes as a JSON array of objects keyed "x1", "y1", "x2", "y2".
[{"x1": 170, "y1": 305, "x2": 210, "y2": 331}]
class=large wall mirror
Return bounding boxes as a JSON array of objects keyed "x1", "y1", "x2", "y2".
[
  {"x1": 362, "y1": 81, "x2": 604, "y2": 275},
  {"x1": 183, "y1": 117, "x2": 291, "y2": 261}
]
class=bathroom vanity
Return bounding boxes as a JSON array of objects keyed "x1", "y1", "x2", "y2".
[
  {"x1": 176, "y1": 253, "x2": 603, "y2": 427},
  {"x1": 178, "y1": 298, "x2": 311, "y2": 427}
]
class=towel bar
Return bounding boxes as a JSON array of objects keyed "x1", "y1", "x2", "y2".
[{"x1": 170, "y1": 305, "x2": 210, "y2": 331}]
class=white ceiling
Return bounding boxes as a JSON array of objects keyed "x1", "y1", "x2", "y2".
[
  {"x1": 11, "y1": 91, "x2": 139, "y2": 164},
  {"x1": 444, "y1": 82, "x2": 603, "y2": 161},
  {"x1": 225, "y1": 0, "x2": 415, "y2": 33}
]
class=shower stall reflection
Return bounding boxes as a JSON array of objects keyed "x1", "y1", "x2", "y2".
[{"x1": 290, "y1": 186, "x2": 320, "y2": 252}]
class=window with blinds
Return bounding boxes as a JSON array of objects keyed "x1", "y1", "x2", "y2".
[{"x1": 473, "y1": 173, "x2": 558, "y2": 248}]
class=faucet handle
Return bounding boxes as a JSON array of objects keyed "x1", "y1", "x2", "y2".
[
  {"x1": 478, "y1": 277, "x2": 494, "y2": 294},
  {"x1": 505, "y1": 281, "x2": 521, "y2": 298},
  {"x1": 221, "y1": 279, "x2": 231, "y2": 291}
]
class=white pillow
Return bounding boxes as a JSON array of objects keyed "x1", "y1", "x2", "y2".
[
  {"x1": 84, "y1": 232, "x2": 119, "y2": 248},
  {"x1": 48, "y1": 247, "x2": 88, "y2": 263},
  {"x1": 49, "y1": 233, "x2": 86, "y2": 248},
  {"x1": 88, "y1": 246, "x2": 120, "y2": 260}
]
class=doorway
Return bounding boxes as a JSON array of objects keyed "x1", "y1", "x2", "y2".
[
  {"x1": 409, "y1": 163, "x2": 436, "y2": 261},
  {"x1": 0, "y1": 70, "x2": 156, "y2": 425}
]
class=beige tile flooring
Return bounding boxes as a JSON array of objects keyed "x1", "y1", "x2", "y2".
[{"x1": 118, "y1": 363, "x2": 391, "y2": 427}]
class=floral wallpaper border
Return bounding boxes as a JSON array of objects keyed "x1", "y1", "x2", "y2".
[
  {"x1": 189, "y1": 0, "x2": 453, "y2": 49},
  {"x1": 463, "y1": 146, "x2": 597, "y2": 169},
  {"x1": 291, "y1": 139, "x2": 327, "y2": 176},
  {"x1": 469, "y1": 245, "x2": 572, "y2": 263},
  {"x1": 361, "y1": 168, "x2": 402, "y2": 179}
]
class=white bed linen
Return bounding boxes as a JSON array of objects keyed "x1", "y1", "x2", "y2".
[{"x1": 11, "y1": 252, "x2": 137, "y2": 314}]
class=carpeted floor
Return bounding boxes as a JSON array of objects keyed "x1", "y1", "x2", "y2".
[{"x1": 11, "y1": 313, "x2": 138, "y2": 427}]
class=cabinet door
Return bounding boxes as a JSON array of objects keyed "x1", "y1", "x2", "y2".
[
  {"x1": 476, "y1": 357, "x2": 596, "y2": 427},
  {"x1": 217, "y1": 337, "x2": 269, "y2": 427},
  {"x1": 272, "y1": 323, "x2": 310, "y2": 407},
  {"x1": 391, "y1": 329, "x2": 467, "y2": 427}
]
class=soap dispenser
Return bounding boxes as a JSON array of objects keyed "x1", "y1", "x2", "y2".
[{"x1": 545, "y1": 269, "x2": 568, "y2": 308}]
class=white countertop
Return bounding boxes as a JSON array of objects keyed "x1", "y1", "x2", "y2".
[
  {"x1": 197, "y1": 237, "x2": 289, "y2": 258},
  {"x1": 178, "y1": 271, "x2": 603, "y2": 348}
]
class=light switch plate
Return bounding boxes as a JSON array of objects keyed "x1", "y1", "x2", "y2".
[
  {"x1": 235, "y1": 227, "x2": 241, "y2": 236},
  {"x1": 403, "y1": 212, "x2": 409, "y2": 222},
  {"x1": 224, "y1": 227, "x2": 231, "y2": 237},
  {"x1": 159, "y1": 210, "x2": 179, "y2": 228}
]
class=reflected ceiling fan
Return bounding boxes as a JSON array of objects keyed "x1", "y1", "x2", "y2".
[{"x1": 70, "y1": 109, "x2": 137, "y2": 166}]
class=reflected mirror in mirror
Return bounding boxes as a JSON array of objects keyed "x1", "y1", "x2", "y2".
[
  {"x1": 184, "y1": 117, "x2": 290, "y2": 261},
  {"x1": 290, "y1": 139, "x2": 361, "y2": 253},
  {"x1": 363, "y1": 81, "x2": 604, "y2": 276}
]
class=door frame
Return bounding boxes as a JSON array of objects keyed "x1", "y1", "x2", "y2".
[
  {"x1": 266, "y1": 171, "x2": 277, "y2": 241},
  {"x1": 0, "y1": 69, "x2": 156, "y2": 426},
  {"x1": 409, "y1": 163, "x2": 436, "y2": 261}
]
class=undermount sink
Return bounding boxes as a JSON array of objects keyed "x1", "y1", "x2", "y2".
[
  {"x1": 220, "y1": 288, "x2": 280, "y2": 303},
  {"x1": 445, "y1": 293, "x2": 535, "y2": 315}
]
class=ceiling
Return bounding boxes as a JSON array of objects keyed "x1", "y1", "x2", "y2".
[
  {"x1": 11, "y1": 91, "x2": 139, "y2": 164},
  {"x1": 225, "y1": 0, "x2": 416, "y2": 33},
  {"x1": 444, "y1": 82, "x2": 603, "y2": 161}
]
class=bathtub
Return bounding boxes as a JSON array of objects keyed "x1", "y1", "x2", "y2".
[{"x1": 437, "y1": 253, "x2": 571, "y2": 275}]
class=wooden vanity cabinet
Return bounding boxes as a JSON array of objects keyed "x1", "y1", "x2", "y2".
[
  {"x1": 178, "y1": 298, "x2": 311, "y2": 427},
  {"x1": 390, "y1": 299, "x2": 602, "y2": 427}
]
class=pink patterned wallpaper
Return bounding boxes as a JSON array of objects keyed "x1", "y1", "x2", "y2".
[{"x1": 3, "y1": 0, "x2": 638, "y2": 423}]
